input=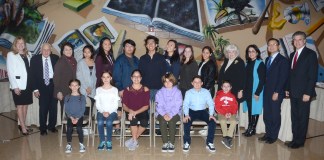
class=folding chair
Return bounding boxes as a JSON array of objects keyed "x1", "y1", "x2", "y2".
[{"x1": 59, "y1": 96, "x2": 92, "y2": 146}]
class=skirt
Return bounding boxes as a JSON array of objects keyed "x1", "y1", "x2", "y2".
[{"x1": 12, "y1": 89, "x2": 33, "y2": 106}]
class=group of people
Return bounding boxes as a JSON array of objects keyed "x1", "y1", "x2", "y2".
[{"x1": 6, "y1": 31, "x2": 318, "y2": 154}]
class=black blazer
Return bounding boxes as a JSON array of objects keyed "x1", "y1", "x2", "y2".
[
  {"x1": 218, "y1": 57, "x2": 245, "y2": 99},
  {"x1": 30, "y1": 54, "x2": 59, "y2": 91},
  {"x1": 198, "y1": 60, "x2": 217, "y2": 90},
  {"x1": 288, "y1": 47, "x2": 318, "y2": 98},
  {"x1": 264, "y1": 54, "x2": 289, "y2": 97}
]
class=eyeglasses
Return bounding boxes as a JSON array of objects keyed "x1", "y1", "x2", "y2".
[
  {"x1": 267, "y1": 43, "x2": 278, "y2": 46},
  {"x1": 132, "y1": 76, "x2": 141, "y2": 78}
]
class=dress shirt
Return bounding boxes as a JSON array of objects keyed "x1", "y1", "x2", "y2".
[{"x1": 183, "y1": 88, "x2": 215, "y2": 116}]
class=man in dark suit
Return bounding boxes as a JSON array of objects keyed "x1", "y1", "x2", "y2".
[
  {"x1": 285, "y1": 31, "x2": 318, "y2": 149},
  {"x1": 259, "y1": 38, "x2": 289, "y2": 144},
  {"x1": 30, "y1": 43, "x2": 59, "y2": 135}
]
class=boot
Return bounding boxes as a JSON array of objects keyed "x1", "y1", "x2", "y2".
[
  {"x1": 242, "y1": 114, "x2": 252, "y2": 136},
  {"x1": 245, "y1": 115, "x2": 256, "y2": 137},
  {"x1": 246, "y1": 115, "x2": 259, "y2": 137}
]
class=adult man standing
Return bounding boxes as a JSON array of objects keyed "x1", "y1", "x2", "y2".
[
  {"x1": 30, "y1": 43, "x2": 59, "y2": 135},
  {"x1": 285, "y1": 31, "x2": 318, "y2": 149},
  {"x1": 259, "y1": 38, "x2": 289, "y2": 144}
]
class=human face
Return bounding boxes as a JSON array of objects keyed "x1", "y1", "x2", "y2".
[
  {"x1": 191, "y1": 78, "x2": 203, "y2": 90},
  {"x1": 131, "y1": 71, "x2": 142, "y2": 84},
  {"x1": 221, "y1": 82, "x2": 232, "y2": 93},
  {"x1": 293, "y1": 35, "x2": 306, "y2": 50},
  {"x1": 16, "y1": 39, "x2": 25, "y2": 53},
  {"x1": 164, "y1": 78, "x2": 173, "y2": 89},
  {"x1": 101, "y1": 72, "x2": 112, "y2": 85},
  {"x1": 183, "y1": 47, "x2": 193, "y2": 59},
  {"x1": 202, "y1": 48, "x2": 211, "y2": 61},
  {"x1": 83, "y1": 48, "x2": 92, "y2": 59},
  {"x1": 124, "y1": 43, "x2": 135, "y2": 56},
  {"x1": 63, "y1": 45, "x2": 73, "y2": 57},
  {"x1": 267, "y1": 40, "x2": 279, "y2": 54},
  {"x1": 146, "y1": 39, "x2": 157, "y2": 53},
  {"x1": 227, "y1": 50, "x2": 237, "y2": 60},
  {"x1": 41, "y1": 44, "x2": 51, "y2": 58},
  {"x1": 69, "y1": 81, "x2": 80, "y2": 93},
  {"x1": 102, "y1": 39, "x2": 112, "y2": 54},
  {"x1": 248, "y1": 47, "x2": 257, "y2": 61},
  {"x1": 166, "y1": 41, "x2": 176, "y2": 55}
]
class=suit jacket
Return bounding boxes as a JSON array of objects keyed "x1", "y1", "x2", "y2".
[
  {"x1": 288, "y1": 47, "x2": 318, "y2": 98},
  {"x1": 264, "y1": 53, "x2": 289, "y2": 98},
  {"x1": 7, "y1": 51, "x2": 32, "y2": 90},
  {"x1": 30, "y1": 54, "x2": 59, "y2": 91},
  {"x1": 218, "y1": 57, "x2": 246, "y2": 100}
]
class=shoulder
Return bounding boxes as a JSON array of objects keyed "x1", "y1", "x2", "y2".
[
  {"x1": 51, "y1": 53, "x2": 59, "y2": 59},
  {"x1": 144, "y1": 86, "x2": 149, "y2": 92},
  {"x1": 115, "y1": 54, "x2": 125, "y2": 61}
]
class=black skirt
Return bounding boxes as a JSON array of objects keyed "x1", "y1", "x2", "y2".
[{"x1": 12, "y1": 89, "x2": 33, "y2": 105}]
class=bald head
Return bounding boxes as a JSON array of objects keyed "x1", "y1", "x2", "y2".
[{"x1": 41, "y1": 43, "x2": 52, "y2": 58}]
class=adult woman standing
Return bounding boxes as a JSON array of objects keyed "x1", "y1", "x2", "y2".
[
  {"x1": 198, "y1": 46, "x2": 218, "y2": 98},
  {"x1": 53, "y1": 42, "x2": 77, "y2": 116},
  {"x1": 95, "y1": 37, "x2": 114, "y2": 87},
  {"x1": 218, "y1": 44, "x2": 246, "y2": 102},
  {"x1": 179, "y1": 45, "x2": 198, "y2": 97},
  {"x1": 7, "y1": 36, "x2": 33, "y2": 135},
  {"x1": 243, "y1": 44, "x2": 265, "y2": 137},
  {"x1": 164, "y1": 40, "x2": 180, "y2": 80}
]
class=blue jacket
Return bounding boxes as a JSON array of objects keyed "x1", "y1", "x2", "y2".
[{"x1": 113, "y1": 54, "x2": 139, "y2": 91}]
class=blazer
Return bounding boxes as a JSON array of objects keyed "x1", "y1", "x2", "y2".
[
  {"x1": 53, "y1": 56, "x2": 77, "y2": 97},
  {"x1": 30, "y1": 54, "x2": 59, "y2": 91},
  {"x1": 264, "y1": 53, "x2": 289, "y2": 97},
  {"x1": 7, "y1": 51, "x2": 32, "y2": 90},
  {"x1": 198, "y1": 60, "x2": 217, "y2": 90},
  {"x1": 288, "y1": 47, "x2": 318, "y2": 98},
  {"x1": 76, "y1": 59, "x2": 97, "y2": 98},
  {"x1": 218, "y1": 57, "x2": 246, "y2": 100}
]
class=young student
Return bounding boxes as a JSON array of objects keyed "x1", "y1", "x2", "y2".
[
  {"x1": 64, "y1": 79, "x2": 86, "y2": 153},
  {"x1": 215, "y1": 80, "x2": 238, "y2": 149},
  {"x1": 155, "y1": 73, "x2": 182, "y2": 152},
  {"x1": 94, "y1": 71, "x2": 120, "y2": 150}
]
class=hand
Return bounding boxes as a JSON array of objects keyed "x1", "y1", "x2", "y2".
[
  {"x1": 164, "y1": 114, "x2": 171, "y2": 121},
  {"x1": 285, "y1": 91, "x2": 289, "y2": 98},
  {"x1": 225, "y1": 113, "x2": 231, "y2": 119},
  {"x1": 86, "y1": 87, "x2": 91, "y2": 95},
  {"x1": 14, "y1": 88, "x2": 21, "y2": 95},
  {"x1": 71, "y1": 117, "x2": 78, "y2": 124},
  {"x1": 302, "y1": 94, "x2": 310, "y2": 102},
  {"x1": 237, "y1": 90, "x2": 243, "y2": 99},
  {"x1": 254, "y1": 95, "x2": 259, "y2": 101},
  {"x1": 57, "y1": 92, "x2": 63, "y2": 101},
  {"x1": 103, "y1": 112, "x2": 110, "y2": 118},
  {"x1": 183, "y1": 116, "x2": 191, "y2": 123},
  {"x1": 34, "y1": 91, "x2": 40, "y2": 98},
  {"x1": 272, "y1": 92, "x2": 278, "y2": 101},
  {"x1": 118, "y1": 90, "x2": 124, "y2": 98},
  {"x1": 128, "y1": 113, "x2": 134, "y2": 121},
  {"x1": 209, "y1": 116, "x2": 217, "y2": 123}
]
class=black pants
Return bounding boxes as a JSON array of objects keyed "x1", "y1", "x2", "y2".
[
  {"x1": 66, "y1": 116, "x2": 84, "y2": 143},
  {"x1": 263, "y1": 94, "x2": 283, "y2": 139},
  {"x1": 290, "y1": 97, "x2": 311, "y2": 145},
  {"x1": 39, "y1": 81, "x2": 58, "y2": 131}
]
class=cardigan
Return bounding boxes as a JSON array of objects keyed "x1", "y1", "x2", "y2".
[{"x1": 77, "y1": 59, "x2": 97, "y2": 98}]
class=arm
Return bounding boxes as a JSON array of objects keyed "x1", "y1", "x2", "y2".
[
  {"x1": 255, "y1": 62, "x2": 266, "y2": 96},
  {"x1": 155, "y1": 90, "x2": 167, "y2": 116},
  {"x1": 112, "y1": 58, "x2": 123, "y2": 91},
  {"x1": 171, "y1": 61, "x2": 181, "y2": 80},
  {"x1": 6, "y1": 53, "x2": 19, "y2": 89},
  {"x1": 95, "y1": 55, "x2": 103, "y2": 85},
  {"x1": 76, "y1": 61, "x2": 87, "y2": 96},
  {"x1": 169, "y1": 89, "x2": 183, "y2": 117},
  {"x1": 304, "y1": 51, "x2": 318, "y2": 96},
  {"x1": 182, "y1": 91, "x2": 190, "y2": 116},
  {"x1": 53, "y1": 59, "x2": 64, "y2": 96},
  {"x1": 78, "y1": 95, "x2": 86, "y2": 118},
  {"x1": 274, "y1": 58, "x2": 289, "y2": 94},
  {"x1": 206, "y1": 91, "x2": 215, "y2": 116},
  {"x1": 204, "y1": 62, "x2": 217, "y2": 90}
]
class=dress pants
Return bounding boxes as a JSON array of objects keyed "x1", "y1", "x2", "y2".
[{"x1": 263, "y1": 94, "x2": 283, "y2": 140}]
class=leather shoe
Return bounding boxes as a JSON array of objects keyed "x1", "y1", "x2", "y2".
[
  {"x1": 258, "y1": 135, "x2": 268, "y2": 141},
  {"x1": 265, "y1": 138, "x2": 277, "y2": 144},
  {"x1": 49, "y1": 128, "x2": 58, "y2": 133},
  {"x1": 40, "y1": 130, "x2": 48, "y2": 136},
  {"x1": 284, "y1": 141, "x2": 294, "y2": 147},
  {"x1": 289, "y1": 143, "x2": 304, "y2": 149}
]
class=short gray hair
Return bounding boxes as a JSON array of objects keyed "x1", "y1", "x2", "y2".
[
  {"x1": 292, "y1": 31, "x2": 306, "y2": 40},
  {"x1": 224, "y1": 44, "x2": 240, "y2": 57}
]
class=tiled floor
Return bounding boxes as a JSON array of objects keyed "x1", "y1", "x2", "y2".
[{"x1": 0, "y1": 111, "x2": 324, "y2": 160}]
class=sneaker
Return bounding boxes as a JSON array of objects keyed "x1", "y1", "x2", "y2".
[
  {"x1": 190, "y1": 130, "x2": 194, "y2": 135},
  {"x1": 79, "y1": 143, "x2": 86, "y2": 153},
  {"x1": 168, "y1": 143, "x2": 175, "y2": 153},
  {"x1": 161, "y1": 143, "x2": 169, "y2": 152},
  {"x1": 128, "y1": 140, "x2": 138, "y2": 151},
  {"x1": 125, "y1": 138, "x2": 134, "y2": 148},
  {"x1": 65, "y1": 144, "x2": 72, "y2": 153},
  {"x1": 222, "y1": 137, "x2": 231, "y2": 149},
  {"x1": 206, "y1": 142, "x2": 216, "y2": 152},
  {"x1": 183, "y1": 142, "x2": 190, "y2": 152},
  {"x1": 106, "y1": 141, "x2": 112, "y2": 150},
  {"x1": 98, "y1": 141, "x2": 106, "y2": 150},
  {"x1": 228, "y1": 137, "x2": 233, "y2": 147},
  {"x1": 114, "y1": 129, "x2": 121, "y2": 135}
]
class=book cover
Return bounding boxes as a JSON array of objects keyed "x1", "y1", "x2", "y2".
[{"x1": 63, "y1": 0, "x2": 92, "y2": 12}]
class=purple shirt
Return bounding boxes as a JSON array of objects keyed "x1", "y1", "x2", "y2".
[
  {"x1": 155, "y1": 86, "x2": 183, "y2": 117},
  {"x1": 122, "y1": 86, "x2": 150, "y2": 111}
]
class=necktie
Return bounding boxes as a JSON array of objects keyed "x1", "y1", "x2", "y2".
[
  {"x1": 292, "y1": 51, "x2": 298, "y2": 69},
  {"x1": 266, "y1": 56, "x2": 272, "y2": 71},
  {"x1": 44, "y1": 58, "x2": 50, "y2": 85}
]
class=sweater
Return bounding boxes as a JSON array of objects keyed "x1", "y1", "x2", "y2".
[
  {"x1": 214, "y1": 90, "x2": 238, "y2": 115},
  {"x1": 155, "y1": 86, "x2": 183, "y2": 117},
  {"x1": 94, "y1": 86, "x2": 120, "y2": 114},
  {"x1": 65, "y1": 95, "x2": 86, "y2": 118}
]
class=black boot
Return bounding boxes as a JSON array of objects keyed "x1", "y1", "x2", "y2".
[
  {"x1": 242, "y1": 114, "x2": 252, "y2": 136},
  {"x1": 245, "y1": 115, "x2": 256, "y2": 137}
]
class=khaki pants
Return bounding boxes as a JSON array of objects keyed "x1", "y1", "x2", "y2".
[{"x1": 219, "y1": 114, "x2": 237, "y2": 137}]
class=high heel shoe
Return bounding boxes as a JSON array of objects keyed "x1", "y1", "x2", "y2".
[
  {"x1": 26, "y1": 128, "x2": 33, "y2": 132},
  {"x1": 18, "y1": 125, "x2": 22, "y2": 132},
  {"x1": 22, "y1": 131, "x2": 29, "y2": 136}
]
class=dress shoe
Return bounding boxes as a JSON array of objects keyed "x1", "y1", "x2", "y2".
[
  {"x1": 265, "y1": 138, "x2": 277, "y2": 144},
  {"x1": 40, "y1": 130, "x2": 48, "y2": 136},
  {"x1": 258, "y1": 135, "x2": 268, "y2": 141},
  {"x1": 26, "y1": 128, "x2": 33, "y2": 132},
  {"x1": 18, "y1": 125, "x2": 22, "y2": 132},
  {"x1": 289, "y1": 143, "x2": 304, "y2": 149},
  {"x1": 284, "y1": 141, "x2": 294, "y2": 147},
  {"x1": 49, "y1": 128, "x2": 58, "y2": 133}
]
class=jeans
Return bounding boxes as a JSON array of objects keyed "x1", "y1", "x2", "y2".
[{"x1": 97, "y1": 112, "x2": 117, "y2": 142}]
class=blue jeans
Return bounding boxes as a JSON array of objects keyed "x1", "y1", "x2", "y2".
[
  {"x1": 97, "y1": 112, "x2": 117, "y2": 142},
  {"x1": 183, "y1": 109, "x2": 216, "y2": 145}
]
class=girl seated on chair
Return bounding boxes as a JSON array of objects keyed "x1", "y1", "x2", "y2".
[
  {"x1": 155, "y1": 73, "x2": 182, "y2": 152},
  {"x1": 95, "y1": 71, "x2": 120, "y2": 151},
  {"x1": 64, "y1": 79, "x2": 86, "y2": 153},
  {"x1": 122, "y1": 69, "x2": 150, "y2": 151},
  {"x1": 214, "y1": 80, "x2": 238, "y2": 149}
]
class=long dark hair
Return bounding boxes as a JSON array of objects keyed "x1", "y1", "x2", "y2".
[
  {"x1": 181, "y1": 45, "x2": 195, "y2": 65},
  {"x1": 201, "y1": 46, "x2": 215, "y2": 62},
  {"x1": 164, "y1": 39, "x2": 180, "y2": 64},
  {"x1": 245, "y1": 44, "x2": 261, "y2": 62},
  {"x1": 82, "y1": 45, "x2": 95, "y2": 59},
  {"x1": 98, "y1": 37, "x2": 114, "y2": 64},
  {"x1": 60, "y1": 42, "x2": 74, "y2": 57},
  {"x1": 67, "y1": 79, "x2": 82, "y2": 102}
]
